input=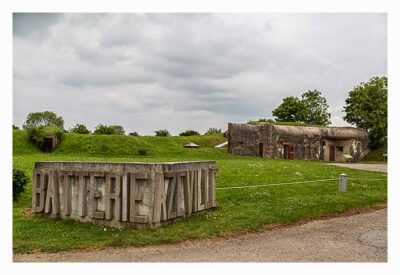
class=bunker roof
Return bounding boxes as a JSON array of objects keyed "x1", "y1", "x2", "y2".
[
  {"x1": 230, "y1": 123, "x2": 368, "y2": 140},
  {"x1": 272, "y1": 124, "x2": 368, "y2": 139}
]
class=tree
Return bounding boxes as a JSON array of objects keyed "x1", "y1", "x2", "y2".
[
  {"x1": 69, "y1": 124, "x2": 91, "y2": 134},
  {"x1": 204, "y1": 128, "x2": 223, "y2": 135},
  {"x1": 23, "y1": 111, "x2": 64, "y2": 130},
  {"x1": 301, "y1": 89, "x2": 331, "y2": 126},
  {"x1": 272, "y1": 90, "x2": 331, "y2": 126},
  {"x1": 110, "y1": 125, "x2": 125, "y2": 135},
  {"x1": 12, "y1": 124, "x2": 19, "y2": 130},
  {"x1": 154, "y1": 129, "x2": 170, "y2": 137},
  {"x1": 93, "y1": 124, "x2": 125, "y2": 135},
  {"x1": 179, "y1": 130, "x2": 200, "y2": 136},
  {"x1": 93, "y1": 124, "x2": 114, "y2": 135},
  {"x1": 343, "y1": 76, "x2": 387, "y2": 149},
  {"x1": 272, "y1": 96, "x2": 304, "y2": 122}
]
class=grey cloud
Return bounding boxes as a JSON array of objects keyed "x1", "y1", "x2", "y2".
[
  {"x1": 59, "y1": 66, "x2": 156, "y2": 88},
  {"x1": 13, "y1": 13, "x2": 61, "y2": 37},
  {"x1": 162, "y1": 78, "x2": 227, "y2": 95},
  {"x1": 13, "y1": 13, "x2": 387, "y2": 134}
]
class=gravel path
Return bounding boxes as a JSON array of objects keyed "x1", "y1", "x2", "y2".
[
  {"x1": 327, "y1": 163, "x2": 387, "y2": 173},
  {"x1": 14, "y1": 208, "x2": 387, "y2": 262}
]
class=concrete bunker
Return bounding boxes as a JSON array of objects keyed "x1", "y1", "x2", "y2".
[
  {"x1": 228, "y1": 123, "x2": 369, "y2": 162},
  {"x1": 32, "y1": 161, "x2": 217, "y2": 228},
  {"x1": 40, "y1": 135, "x2": 61, "y2": 152}
]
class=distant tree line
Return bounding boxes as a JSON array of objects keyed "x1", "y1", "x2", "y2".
[{"x1": 16, "y1": 112, "x2": 225, "y2": 139}]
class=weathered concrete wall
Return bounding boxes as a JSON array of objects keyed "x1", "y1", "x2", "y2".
[
  {"x1": 32, "y1": 161, "x2": 217, "y2": 228},
  {"x1": 228, "y1": 123, "x2": 260, "y2": 156},
  {"x1": 228, "y1": 123, "x2": 369, "y2": 162}
]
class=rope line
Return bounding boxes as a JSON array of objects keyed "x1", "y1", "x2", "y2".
[
  {"x1": 347, "y1": 177, "x2": 387, "y2": 181},
  {"x1": 216, "y1": 177, "x2": 387, "y2": 190}
]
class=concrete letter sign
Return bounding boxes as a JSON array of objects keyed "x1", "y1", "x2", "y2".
[{"x1": 32, "y1": 161, "x2": 217, "y2": 228}]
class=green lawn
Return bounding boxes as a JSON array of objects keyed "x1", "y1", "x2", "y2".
[{"x1": 13, "y1": 130, "x2": 387, "y2": 253}]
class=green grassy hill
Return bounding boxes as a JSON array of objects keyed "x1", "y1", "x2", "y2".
[
  {"x1": 13, "y1": 130, "x2": 227, "y2": 157},
  {"x1": 13, "y1": 130, "x2": 41, "y2": 154}
]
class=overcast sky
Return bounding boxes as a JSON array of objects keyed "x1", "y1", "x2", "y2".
[{"x1": 13, "y1": 13, "x2": 387, "y2": 135}]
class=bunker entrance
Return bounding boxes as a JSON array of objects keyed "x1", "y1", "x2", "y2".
[
  {"x1": 258, "y1": 143, "x2": 263, "y2": 157},
  {"x1": 283, "y1": 143, "x2": 294, "y2": 159},
  {"x1": 283, "y1": 145, "x2": 289, "y2": 159},
  {"x1": 329, "y1": 145, "x2": 335, "y2": 161},
  {"x1": 41, "y1": 137, "x2": 54, "y2": 152}
]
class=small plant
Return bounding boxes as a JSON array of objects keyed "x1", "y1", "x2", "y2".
[
  {"x1": 138, "y1": 148, "x2": 148, "y2": 156},
  {"x1": 204, "y1": 128, "x2": 222, "y2": 135},
  {"x1": 154, "y1": 129, "x2": 170, "y2": 137},
  {"x1": 13, "y1": 169, "x2": 29, "y2": 201},
  {"x1": 179, "y1": 130, "x2": 200, "y2": 136}
]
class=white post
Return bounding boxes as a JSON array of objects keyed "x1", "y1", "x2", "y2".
[{"x1": 339, "y1": 173, "x2": 347, "y2": 193}]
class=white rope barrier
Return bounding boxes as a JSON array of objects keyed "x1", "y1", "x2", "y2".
[
  {"x1": 216, "y1": 177, "x2": 387, "y2": 190},
  {"x1": 347, "y1": 178, "x2": 387, "y2": 181}
]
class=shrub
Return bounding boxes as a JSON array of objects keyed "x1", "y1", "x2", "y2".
[
  {"x1": 204, "y1": 128, "x2": 222, "y2": 135},
  {"x1": 138, "y1": 148, "x2": 148, "y2": 156},
  {"x1": 179, "y1": 130, "x2": 200, "y2": 136},
  {"x1": 13, "y1": 124, "x2": 19, "y2": 130},
  {"x1": 69, "y1": 124, "x2": 91, "y2": 134},
  {"x1": 93, "y1": 124, "x2": 125, "y2": 135},
  {"x1": 110, "y1": 125, "x2": 125, "y2": 135},
  {"x1": 94, "y1": 124, "x2": 114, "y2": 135},
  {"x1": 27, "y1": 127, "x2": 42, "y2": 145},
  {"x1": 154, "y1": 129, "x2": 170, "y2": 137},
  {"x1": 129, "y1": 132, "x2": 139, "y2": 136},
  {"x1": 13, "y1": 169, "x2": 29, "y2": 201}
]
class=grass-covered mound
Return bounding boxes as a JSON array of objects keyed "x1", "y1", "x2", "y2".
[
  {"x1": 14, "y1": 130, "x2": 227, "y2": 157},
  {"x1": 20, "y1": 126, "x2": 64, "y2": 152}
]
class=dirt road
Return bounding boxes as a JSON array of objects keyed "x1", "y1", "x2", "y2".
[
  {"x1": 14, "y1": 208, "x2": 387, "y2": 262},
  {"x1": 327, "y1": 163, "x2": 387, "y2": 173}
]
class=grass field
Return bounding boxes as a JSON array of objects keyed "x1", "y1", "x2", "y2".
[{"x1": 12, "y1": 130, "x2": 387, "y2": 253}]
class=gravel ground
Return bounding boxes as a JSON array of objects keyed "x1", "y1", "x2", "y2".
[
  {"x1": 14, "y1": 208, "x2": 387, "y2": 262},
  {"x1": 327, "y1": 163, "x2": 387, "y2": 173}
]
